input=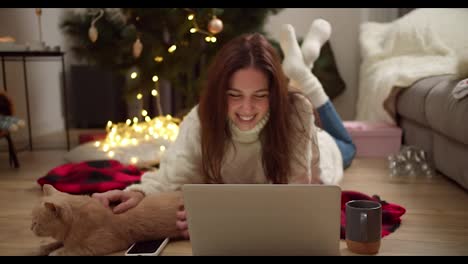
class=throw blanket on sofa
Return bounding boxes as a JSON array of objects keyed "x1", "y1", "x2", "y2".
[
  {"x1": 356, "y1": 8, "x2": 468, "y2": 124},
  {"x1": 37, "y1": 161, "x2": 407, "y2": 238}
]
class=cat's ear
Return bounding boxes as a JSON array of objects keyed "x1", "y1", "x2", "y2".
[
  {"x1": 42, "y1": 184, "x2": 58, "y2": 196},
  {"x1": 44, "y1": 202, "x2": 62, "y2": 218}
]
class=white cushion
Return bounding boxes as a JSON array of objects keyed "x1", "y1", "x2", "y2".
[{"x1": 64, "y1": 139, "x2": 173, "y2": 167}]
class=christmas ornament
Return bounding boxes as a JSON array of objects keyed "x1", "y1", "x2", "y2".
[
  {"x1": 88, "y1": 9, "x2": 104, "y2": 43},
  {"x1": 208, "y1": 16, "x2": 223, "y2": 35},
  {"x1": 133, "y1": 37, "x2": 143, "y2": 58},
  {"x1": 388, "y1": 145, "x2": 435, "y2": 178},
  {"x1": 88, "y1": 26, "x2": 98, "y2": 43}
]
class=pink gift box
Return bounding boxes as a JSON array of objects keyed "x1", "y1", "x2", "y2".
[{"x1": 344, "y1": 121, "x2": 402, "y2": 158}]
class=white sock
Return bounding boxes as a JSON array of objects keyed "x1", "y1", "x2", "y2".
[
  {"x1": 301, "y1": 19, "x2": 332, "y2": 70},
  {"x1": 299, "y1": 74, "x2": 329, "y2": 108},
  {"x1": 279, "y1": 24, "x2": 309, "y2": 83},
  {"x1": 279, "y1": 24, "x2": 329, "y2": 108}
]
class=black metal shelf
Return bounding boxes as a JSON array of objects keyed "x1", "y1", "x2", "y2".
[{"x1": 0, "y1": 50, "x2": 70, "y2": 151}]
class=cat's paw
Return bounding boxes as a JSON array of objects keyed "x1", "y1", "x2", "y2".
[
  {"x1": 38, "y1": 241, "x2": 63, "y2": 256},
  {"x1": 48, "y1": 247, "x2": 94, "y2": 256},
  {"x1": 48, "y1": 247, "x2": 67, "y2": 256},
  {"x1": 49, "y1": 247, "x2": 73, "y2": 256}
]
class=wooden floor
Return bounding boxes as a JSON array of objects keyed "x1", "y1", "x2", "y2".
[{"x1": 0, "y1": 150, "x2": 467, "y2": 256}]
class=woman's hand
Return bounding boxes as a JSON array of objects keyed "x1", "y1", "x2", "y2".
[
  {"x1": 176, "y1": 202, "x2": 190, "y2": 240},
  {"x1": 92, "y1": 190, "x2": 145, "y2": 214}
]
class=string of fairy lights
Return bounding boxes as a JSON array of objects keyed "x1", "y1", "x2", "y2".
[{"x1": 88, "y1": 8, "x2": 223, "y2": 164}]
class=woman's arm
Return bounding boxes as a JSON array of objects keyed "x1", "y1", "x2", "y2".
[
  {"x1": 93, "y1": 107, "x2": 204, "y2": 213},
  {"x1": 288, "y1": 94, "x2": 321, "y2": 184}
]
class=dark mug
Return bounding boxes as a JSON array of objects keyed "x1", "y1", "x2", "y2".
[{"x1": 345, "y1": 200, "x2": 382, "y2": 254}]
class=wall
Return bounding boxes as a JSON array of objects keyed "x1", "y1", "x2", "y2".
[{"x1": 0, "y1": 8, "x2": 398, "y2": 150}]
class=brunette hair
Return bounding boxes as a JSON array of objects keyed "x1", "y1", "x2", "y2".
[{"x1": 198, "y1": 33, "x2": 308, "y2": 184}]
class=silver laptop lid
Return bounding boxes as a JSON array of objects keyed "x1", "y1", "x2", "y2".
[{"x1": 182, "y1": 184, "x2": 341, "y2": 256}]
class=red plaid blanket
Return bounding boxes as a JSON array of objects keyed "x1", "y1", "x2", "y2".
[{"x1": 37, "y1": 160, "x2": 142, "y2": 194}]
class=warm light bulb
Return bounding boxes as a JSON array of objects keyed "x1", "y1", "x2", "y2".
[
  {"x1": 205, "y1": 36, "x2": 211, "y2": 42},
  {"x1": 136, "y1": 93, "x2": 143, "y2": 100},
  {"x1": 130, "y1": 72, "x2": 138, "y2": 79},
  {"x1": 151, "y1": 89, "x2": 158, "y2": 96},
  {"x1": 107, "y1": 121, "x2": 113, "y2": 127},
  {"x1": 211, "y1": 36, "x2": 217, "y2": 43},
  {"x1": 187, "y1": 14, "x2": 194, "y2": 20},
  {"x1": 152, "y1": 75, "x2": 159, "y2": 82},
  {"x1": 190, "y1": 28, "x2": 197, "y2": 33},
  {"x1": 168, "y1": 45, "x2": 177, "y2": 53},
  {"x1": 154, "y1": 56, "x2": 163, "y2": 62},
  {"x1": 100, "y1": 113, "x2": 181, "y2": 159}
]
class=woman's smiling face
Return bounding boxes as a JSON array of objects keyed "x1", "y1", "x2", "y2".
[{"x1": 227, "y1": 67, "x2": 270, "y2": 131}]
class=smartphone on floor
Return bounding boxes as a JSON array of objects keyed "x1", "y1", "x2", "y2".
[{"x1": 125, "y1": 238, "x2": 169, "y2": 256}]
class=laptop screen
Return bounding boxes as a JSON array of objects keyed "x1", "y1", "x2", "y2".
[{"x1": 182, "y1": 184, "x2": 341, "y2": 256}]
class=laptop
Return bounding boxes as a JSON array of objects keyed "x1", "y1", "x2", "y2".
[{"x1": 182, "y1": 184, "x2": 341, "y2": 256}]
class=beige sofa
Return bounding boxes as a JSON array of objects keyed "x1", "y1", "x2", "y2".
[{"x1": 396, "y1": 75, "x2": 468, "y2": 190}]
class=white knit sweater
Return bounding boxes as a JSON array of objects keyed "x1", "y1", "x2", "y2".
[{"x1": 126, "y1": 93, "x2": 342, "y2": 195}]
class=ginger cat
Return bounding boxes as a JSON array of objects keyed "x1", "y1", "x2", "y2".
[{"x1": 31, "y1": 184, "x2": 182, "y2": 256}]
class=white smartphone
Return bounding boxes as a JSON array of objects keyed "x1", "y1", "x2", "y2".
[{"x1": 125, "y1": 238, "x2": 169, "y2": 256}]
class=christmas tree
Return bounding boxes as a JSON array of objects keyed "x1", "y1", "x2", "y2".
[{"x1": 60, "y1": 8, "x2": 282, "y2": 117}]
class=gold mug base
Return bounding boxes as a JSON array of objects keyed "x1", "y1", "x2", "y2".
[{"x1": 346, "y1": 239, "x2": 381, "y2": 255}]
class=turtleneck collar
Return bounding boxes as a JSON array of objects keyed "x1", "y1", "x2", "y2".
[{"x1": 229, "y1": 112, "x2": 270, "y2": 143}]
